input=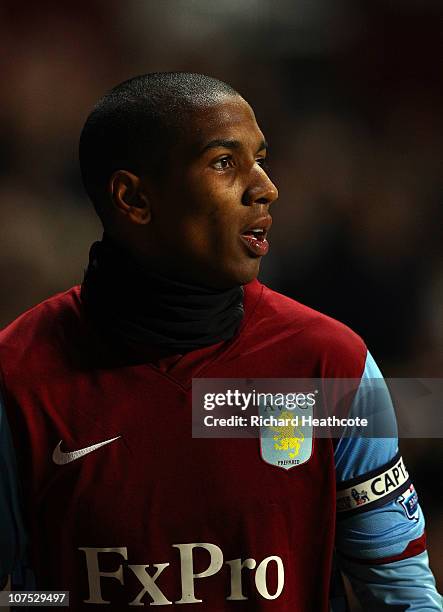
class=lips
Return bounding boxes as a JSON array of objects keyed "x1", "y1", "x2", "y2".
[{"x1": 240, "y1": 216, "x2": 272, "y2": 257}]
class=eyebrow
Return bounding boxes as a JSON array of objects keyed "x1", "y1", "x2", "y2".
[{"x1": 200, "y1": 138, "x2": 268, "y2": 154}]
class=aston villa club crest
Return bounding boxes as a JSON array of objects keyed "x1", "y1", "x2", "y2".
[{"x1": 259, "y1": 395, "x2": 313, "y2": 470}]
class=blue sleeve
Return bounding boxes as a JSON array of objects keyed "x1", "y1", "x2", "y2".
[
  {"x1": 0, "y1": 391, "x2": 27, "y2": 583},
  {"x1": 339, "y1": 552, "x2": 442, "y2": 611},
  {"x1": 334, "y1": 351, "x2": 442, "y2": 610}
]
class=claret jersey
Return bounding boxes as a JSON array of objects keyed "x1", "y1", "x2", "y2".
[{"x1": 0, "y1": 280, "x2": 440, "y2": 610}]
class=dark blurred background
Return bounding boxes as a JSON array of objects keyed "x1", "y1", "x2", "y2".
[{"x1": 0, "y1": 0, "x2": 441, "y2": 600}]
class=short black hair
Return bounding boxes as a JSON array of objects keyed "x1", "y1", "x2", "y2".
[{"x1": 79, "y1": 72, "x2": 239, "y2": 221}]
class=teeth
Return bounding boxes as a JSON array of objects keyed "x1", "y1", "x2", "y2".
[{"x1": 251, "y1": 229, "x2": 263, "y2": 233}]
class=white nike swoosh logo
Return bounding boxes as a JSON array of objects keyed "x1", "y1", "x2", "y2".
[{"x1": 52, "y1": 436, "x2": 121, "y2": 465}]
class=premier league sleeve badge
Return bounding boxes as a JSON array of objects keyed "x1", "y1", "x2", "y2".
[{"x1": 397, "y1": 484, "x2": 419, "y2": 521}]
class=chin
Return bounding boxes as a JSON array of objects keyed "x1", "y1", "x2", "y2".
[
  {"x1": 223, "y1": 260, "x2": 261, "y2": 288},
  {"x1": 198, "y1": 258, "x2": 261, "y2": 290}
]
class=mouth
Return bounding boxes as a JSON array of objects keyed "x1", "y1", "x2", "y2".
[{"x1": 240, "y1": 216, "x2": 272, "y2": 257}]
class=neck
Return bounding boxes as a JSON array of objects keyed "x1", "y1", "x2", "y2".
[{"x1": 80, "y1": 235, "x2": 245, "y2": 359}]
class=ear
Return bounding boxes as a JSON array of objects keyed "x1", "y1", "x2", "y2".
[{"x1": 109, "y1": 170, "x2": 151, "y2": 225}]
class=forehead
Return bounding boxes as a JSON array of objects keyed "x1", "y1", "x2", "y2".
[{"x1": 182, "y1": 96, "x2": 265, "y2": 152}]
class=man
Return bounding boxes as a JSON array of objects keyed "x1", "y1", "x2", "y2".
[{"x1": 0, "y1": 73, "x2": 441, "y2": 610}]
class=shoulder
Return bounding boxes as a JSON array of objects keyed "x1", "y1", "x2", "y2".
[
  {"x1": 0, "y1": 287, "x2": 82, "y2": 367},
  {"x1": 244, "y1": 280, "x2": 367, "y2": 377}
]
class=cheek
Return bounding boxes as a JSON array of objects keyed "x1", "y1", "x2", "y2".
[
  {"x1": 176, "y1": 207, "x2": 237, "y2": 265},
  {"x1": 186, "y1": 169, "x2": 241, "y2": 215},
  {"x1": 155, "y1": 173, "x2": 242, "y2": 256},
  {"x1": 183, "y1": 185, "x2": 237, "y2": 238}
]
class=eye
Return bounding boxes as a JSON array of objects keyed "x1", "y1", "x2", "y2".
[
  {"x1": 212, "y1": 156, "x2": 234, "y2": 171},
  {"x1": 256, "y1": 157, "x2": 268, "y2": 170}
]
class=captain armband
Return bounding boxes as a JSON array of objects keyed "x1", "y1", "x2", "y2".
[{"x1": 336, "y1": 451, "x2": 412, "y2": 518}]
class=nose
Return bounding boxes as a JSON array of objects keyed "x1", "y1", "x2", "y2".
[{"x1": 242, "y1": 166, "x2": 279, "y2": 206}]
